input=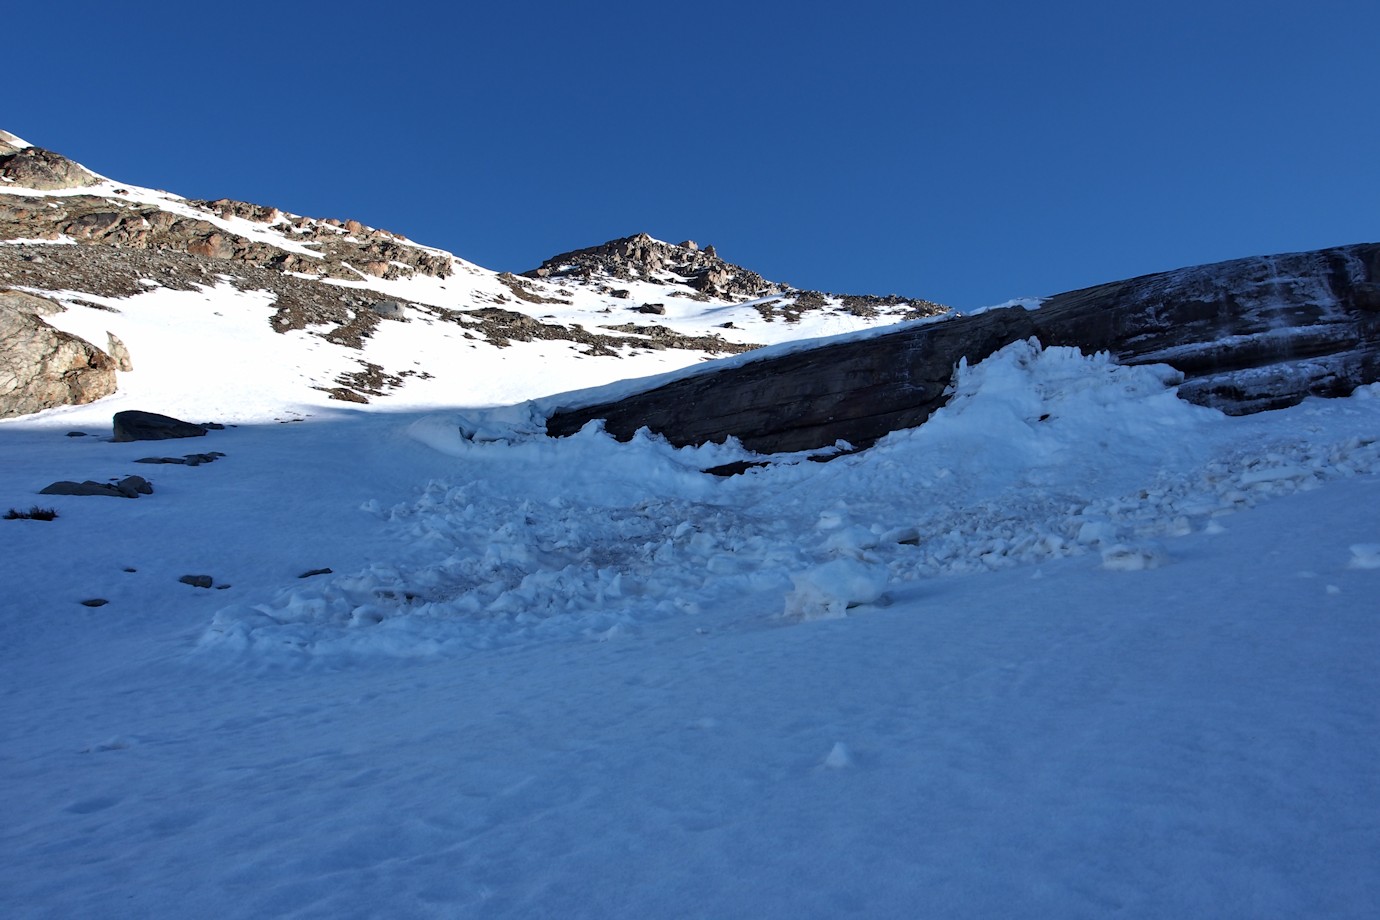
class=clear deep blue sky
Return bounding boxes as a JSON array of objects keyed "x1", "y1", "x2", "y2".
[{"x1": 8, "y1": 1, "x2": 1377, "y2": 308}]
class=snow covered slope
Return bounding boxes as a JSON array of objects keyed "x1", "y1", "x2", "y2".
[
  {"x1": 2, "y1": 132, "x2": 1378, "y2": 918},
  {"x1": 1, "y1": 131, "x2": 945, "y2": 417},
  {"x1": 4, "y1": 339, "x2": 1379, "y2": 917}
]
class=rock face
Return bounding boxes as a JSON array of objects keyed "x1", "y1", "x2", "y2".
[
  {"x1": 40, "y1": 475, "x2": 153, "y2": 498},
  {"x1": 0, "y1": 291, "x2": 117, "y2": 419},
  {"x1": 112, "y1": 410, "x2": 209, "y2": 442},
  {"x1": 0, "y1": 130, "x2": 25, "y2": 156},
  {"x1": 0, "y1": 289, "x2": 65, "y2": 315},
  {"x1": 523, "y1": 233, "x2": 948, "y2": 322},
  {"x1": 105, "y1": 332, "x2": 133, "y2": 372},
  {"x1": 0, "y1": 145, "x2": 100, "y2": 191},
  {"x1": 546, "y1": 243, "x2": 1380, "y2": 454},
  {"x1": 525, "y1": 233, "x2": 785, "y2": 301},
  {"x1": 0, "y1": 192, "x2": 452, "y2": 282}
]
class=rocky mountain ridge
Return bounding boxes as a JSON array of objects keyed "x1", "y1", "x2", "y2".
[{"x1": 1, "y1": 131, "x2": 946, "y2": 419}]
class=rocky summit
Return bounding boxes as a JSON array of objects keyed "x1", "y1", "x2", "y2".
[
  {"x1": 525, "y1": 233, "x2": 784, "y2": 300},
  {"x1": 0, "y1": 141, "x2": 100, "y2": 191},
  {"x1": 524, "y1": 232, "x2": 947, "y2": 323}
]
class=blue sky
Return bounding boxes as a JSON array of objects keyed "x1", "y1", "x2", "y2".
[{"x1": 8, "y1": 0, "x2": 1377, "y2": 308}]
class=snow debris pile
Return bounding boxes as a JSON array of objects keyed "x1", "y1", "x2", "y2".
[
  {"x1": 200, "y1": 341, "x2": 1380, "y2": 659},
  {"x1": 1348, "y1": 544, "x2": 1380, "y2": 570},
  {"x1": 784, "y1": 558, "x2": 890, "y2": 621}
]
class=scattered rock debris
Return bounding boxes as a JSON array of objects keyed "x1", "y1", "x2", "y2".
[{"x1": 135, "y1": 452, "x2": 225, "y2": 466}]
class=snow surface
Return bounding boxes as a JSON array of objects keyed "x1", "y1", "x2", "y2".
[
  {"x1": 3, "y1": 143, "x2": 1378, "y2": 917},
  {"x1": 3, "y1": 324, "x2": 1379, "y2": 917}
]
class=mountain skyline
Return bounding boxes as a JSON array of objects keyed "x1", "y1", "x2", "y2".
[
  {"x1": 8, "y1": 1, "x2": 1377, "y2": 310},
  {"x1": 5, "y1": 44, "x2": 1380, "y2": 913}
]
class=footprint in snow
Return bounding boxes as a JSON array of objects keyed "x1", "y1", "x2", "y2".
[
  {"x1": 64, "y1": 795, "x2": 122, "y2": 814},
  {"x1": 1347, "y1": 544, "x2": 1380, "y2": 569}
]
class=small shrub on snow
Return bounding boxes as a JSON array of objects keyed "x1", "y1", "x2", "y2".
[{"x1": 5, "y1": 506, "x2": 58, "y2": 521}]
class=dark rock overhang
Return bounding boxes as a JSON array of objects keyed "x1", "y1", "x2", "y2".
[{"x1": 546, "y1": 243, "x2": 1380, "y2": 455}]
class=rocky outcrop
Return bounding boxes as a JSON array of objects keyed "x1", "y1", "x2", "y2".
[
  {"x1": 41, "y1": 475, "x2": 153, "y2": 498},
  {"x1": 1, "y1": 291, "x2": 117, "y2": 419},
  {"x1": 524, "y1": 233, "x2": 948, "y2": 324},
  {"x1": 0, "y1": 130, "x2": 25, "y2": 156},
  {"x1": 112, "y1": 410, "x2": 209, "y2": 442},
  {"x1": 546, "y1": 243, "x2": 1380, "y2": 454},
  {"x1": 105, "y1": 332, "x2": 133, "y2": 371},
  {"x1": 525, "y1": 233, "x2": 785, "y2": 301},
  {"x1": 0, "y1": 289, "x2": 64, "y2": 315},
  {"x1": 0, "y1": 145, "x2": 100, "y2": 191},
  {"x1": 0, "y1": 192, "x2": 453, "y2": 283}
]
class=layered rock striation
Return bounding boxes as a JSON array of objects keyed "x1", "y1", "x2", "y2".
[{"x1": 546, "y1": 243, "x2": 1380, "y2": 454}]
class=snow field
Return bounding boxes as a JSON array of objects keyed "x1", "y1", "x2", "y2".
[
  {"x1": 3, "y1": 338, "x2": 1379, "y2": 918},
  {"x1": 6, "y1": 141, "x2": 1379, "y2": 917},
  {"x1": 198, "y1": 342, "x2": 1380, "y2": 659}
]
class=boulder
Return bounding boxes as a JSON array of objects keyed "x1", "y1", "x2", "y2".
[
  {"x1": 0, "y1": 145, "x2": 100, "y2": 190},
  {"x1": 523, "y1": 233, "x2": 788, "y2": 301},
  {"x1": 115, "y1": 475, "x2": 153, "y2": 496},
  {"x1": 0, "y1": 129, "x2": 25, "y2": 156},
  {"x1": 106, "y1": 332, "x2": 133, "y2": 371},
  {"x1": 112, "y1": 410, "x2": 208, "y2": 442},
  {"x1": 0, "y1": 289, "x2": 65, "y2": 316},
  {"x1": 185, "y1": 233, "x2": 235, "y2": 260},
  {"x1": 40, "y1": 475, "x2": 152, "y2": 498},
  {"x1": 1, "y1": 299, "x2": 117, "y2": 419},
  {"x1": 546, "y1": 242, "x2": 1380, "y2": 454}
]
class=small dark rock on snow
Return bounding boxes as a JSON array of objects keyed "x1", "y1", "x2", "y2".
[
  {"x1": 135, "y1": 452, "x2": 225, "y2": 466},
  {"x1": 112, "y1": 410, "x2": 210, "y2": 442},
  {"x1": 178, "y1": 575, "x2": 214, "y2": 589},
  {"x1": 40, "y1": 475, "x2": 153, "y2": 498}
]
